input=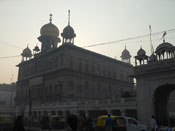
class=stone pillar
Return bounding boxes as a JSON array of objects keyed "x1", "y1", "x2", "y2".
[
  {"x1": 107, "y1": 109, "x2": 112, "y2": 115},
  {"x1": 75, "y1": 110, "x2": 80, "y2": 117},
  {"x1": 76, "y1": 110, "x2": 80, "y2": 117},
  {"x1": 62, "y1": 110, "x2": 66, "y2": 117},
  {"x1": 48, "y1": 111, "x2": 52, "y2": 117},
  {"x1": 38, "y1": 111, "x2": 41, "y2": 120},
  {"x1": 41, "y1": 111, "x2": 45, "y2": 116},
  {"x1": 85, "y1": 110, "x2": 89, "y2": 118},
  {"x1": 120, "y1": 109, "x2": 125, "y2": 117}
]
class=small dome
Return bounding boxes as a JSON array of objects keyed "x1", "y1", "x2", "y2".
[
  {"x1": 155, "y1": 42, "x2": 173, "y2": 54},
  {"x1": 61, "y1": 25, "x2": 76, "y2": 39},
  {"x1": 40, "y1": 22, "x2": 59, "y2": 37},
  {"x1": 33, "y1": 45, "x2": 40, "y2": 52},
  {"x1": 137, "y1": 47, "x2": 146, "y2": 56},
  {"x1": 149, "y1": 53, "x2": 157, "y2": 61},
  {"x1": 121, "y1": 49, "x2": 131, "y2": 59},
  {"x1": 22, "y1": 47, "x2": 32, "y2": 57}
]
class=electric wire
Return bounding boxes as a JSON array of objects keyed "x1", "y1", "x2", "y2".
[
  {"x1": 0, "y1": 29, "x2": 174, "y2": 59},
  {"x1": 82, "y1": 29, "x2": 175, "y2": 48},
  {"x1": 0, "y1": 41, "x2": 23, "y2": 49},
  {"x1": 0, "y1": 55, "x2": 21, "y2": 59}
]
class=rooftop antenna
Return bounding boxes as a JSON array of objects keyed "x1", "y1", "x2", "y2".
[
  {"x1": 68, "y1": 10, "x2": 70, "y2": 25},
  {"x1": 149, "y1": 25, "x2": 154, "y2": 54},
  {"x1": 10, "y1": 74, "x2": 14, "y2": 106}
]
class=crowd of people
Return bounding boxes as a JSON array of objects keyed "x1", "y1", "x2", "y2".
[
  {"x1": 11, "y1": 113, "x2": 175, "y2": 131},
  {"x1": 151, "y1": 115, "x2": 175, "y2": 131},
  {"x1": 12, "y1": 113, "x2": 95, "y2": 131},
  {"x1": 13, "y1": 115, "x2": 25, "y2": 131}
]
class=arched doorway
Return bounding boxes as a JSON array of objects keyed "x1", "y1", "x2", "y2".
[{"x1": 154, "y1": 84, "x2": 175, "y2": 126}]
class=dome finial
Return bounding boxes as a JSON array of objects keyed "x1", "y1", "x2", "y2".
[
  {"x1": 68, "y1": 10, "x2": 70, "y2": 25},
  {"x1": 49, "y1": 14, "x2": 52, "y2": 23},
  {"x1": 162, "y1": 31, "x2": 166, "y2": 42},
  {"x1": 125, "y1": 45, "x2": 126, "y2": 49}
]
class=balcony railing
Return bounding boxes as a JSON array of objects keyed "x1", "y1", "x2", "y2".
[{"x1": 32, "y1": 97, "x2": 136, "y2": 109}]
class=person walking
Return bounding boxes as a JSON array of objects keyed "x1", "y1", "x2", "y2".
[
  {"x1": 151, "y1": 115, "x2": 157, "y2": 131},
  {"x1": 105, "y1": 114, "x2": 113, "y2": 131},
  {"x1": 41, "y1": 113, "x2": 52, "y2": 131},
  {"x1": 66, "y1": 114, "x2": 79, "y2": 131},
  {"x1": 13, "y1": 115, "x2": 25, "y2": 131}
]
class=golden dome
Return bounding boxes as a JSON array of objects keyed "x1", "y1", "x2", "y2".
[
  {"x1": 40, "y1": 14, "x2": 59, "y2": 37},
  {"x1": 40, "y1": 22, "x2": 59, "y2": 37}
]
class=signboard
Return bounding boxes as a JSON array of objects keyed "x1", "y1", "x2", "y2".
[{"x1": 30, "y1": 77, "x2": 43, "y2": 86}]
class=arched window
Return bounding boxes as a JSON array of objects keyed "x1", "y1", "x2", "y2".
[
  {"x1": 108, "y1": 67, "x2": 111, "y2": 77},
  {"x1": 50, "y1": 58, "x2": 54, "y2": 70},
  {"x1": 79, "y1": 85, "x2": 82, "y2": 93},
  {"x1": 104, "y1": 88, "x2": 107, "y2": 98},
  {"x1": 97, "y1": 64, "x2": 101, "y2": 75},
  {"x1": 103, "y1": 66, "x2": 106, "y2": 76},
  {"x1": 90, "y1": 87, "x2": 94, "y2": 97},
  {"x1": 97, "y1": 83, "x2": 101, "y2": 98},
  {"x1": 108, "y1": 85, "x2": 112, "y2": 98},
  {"x1": 60, "y1": 54, "x2": 64, "y2": 66},
  {"x1": 54, "y1": 85, "x2": 57, "y2": 95},
  {"x1": 85, "y1": 61, "x2": 89, "y2": 72},
  {"x1": 113, "y1": 70, "x2": 116, "y2": 78},
  {"x1": 69, "y1": 81, "x2": 74, "y2": 91},
  {"x1": 91, "y1": 63, "x2": 95, "y2": 73},
  {"x1": 120, "y1": 71, "x2": 123, "y2": 80},
  {"x1": 54, "y1": 56, "x2": 59, "y2": 68},
  {"x1": 85, "y1": 81, "x2": 89, "y2": 97},
  {"x1": 49, "y1": 86, "x2": 52, "y2": 96},
  {"x1": 58, "y1": 81, "x2": 63, "y2": 96},
  {"x1": 70, "y1": 56, "x2": 74, "y2": 69},
  {"x1": 79, "y1": 59, "x2": 82, "y2": 71},
  {"x1": 45, "y1": 86, "x2": 48, "y2": 96}
]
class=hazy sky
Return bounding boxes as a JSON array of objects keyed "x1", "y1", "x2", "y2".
[{"x1": 0, "y1": 0, "x2": 175, "y2": 84}]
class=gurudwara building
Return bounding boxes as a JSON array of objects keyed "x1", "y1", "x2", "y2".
[
  {"x1": 134, "y1": 38, "x2": 175, "y2": 126},
  {"x1": 16, "y1": 13, "x2": 135, "y2": 120}
]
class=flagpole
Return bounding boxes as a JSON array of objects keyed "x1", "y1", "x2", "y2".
[
  {"x1": 149, "y1": 25, "x2": 154, "y2": 54},
  {"x1": 162, "y1": 31, "x2": 166, "y2": 42}
]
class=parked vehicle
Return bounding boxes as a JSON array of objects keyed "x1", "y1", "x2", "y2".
[
  {"x1": 96, "y1": 115, "x2": 147, "y2": 131},
  {"x1": 124, "y1": 117, "x2": 147, "y2": 131},
  {"x1": 0, "y1": 115, "x2": 13, "y2": 131}
]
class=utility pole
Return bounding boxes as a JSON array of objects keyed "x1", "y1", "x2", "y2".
[{"x1": 10, "y1": 74, "x2": 13, "y2": 107}]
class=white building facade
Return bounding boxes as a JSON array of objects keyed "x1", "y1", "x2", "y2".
[
  {"x1": 134, "y1": 40, "x2": 175, "y2": 127},
  {"x1": 16, "y1": 14, "x2": 136, "y2": 120}
]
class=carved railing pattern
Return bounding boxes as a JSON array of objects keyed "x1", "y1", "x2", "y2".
[{"x1": 134, "y1": 58, "x2": 175, "y2": 74}]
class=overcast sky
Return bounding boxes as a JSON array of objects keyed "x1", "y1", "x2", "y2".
[{"x1": 0, "y1": 0, "x2": 175, "y2": 84}]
